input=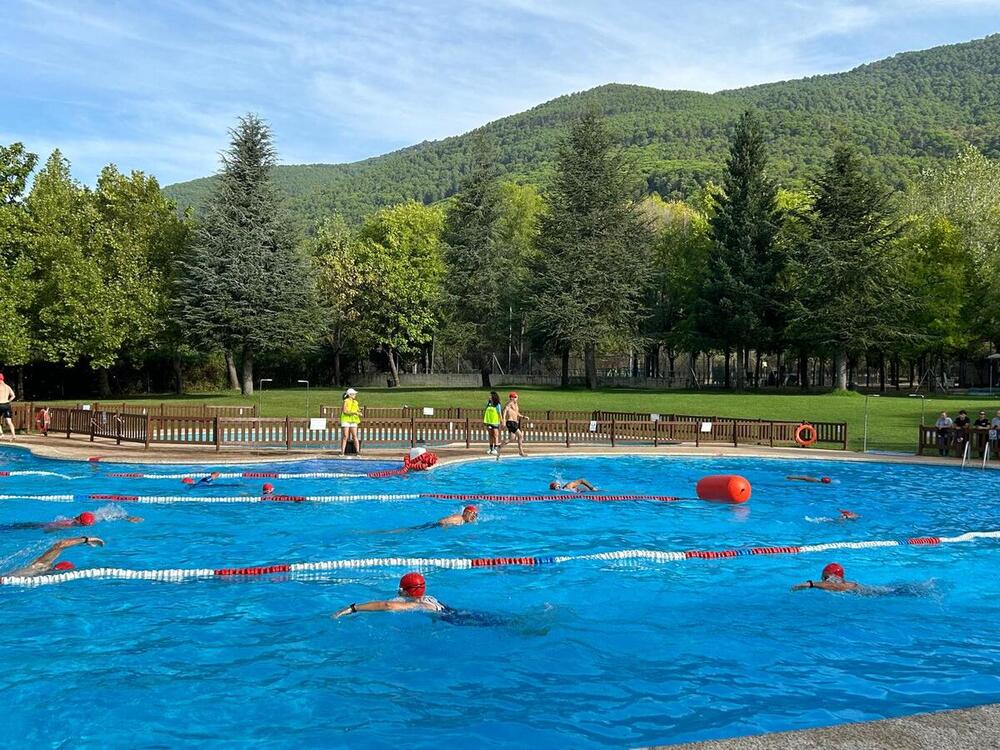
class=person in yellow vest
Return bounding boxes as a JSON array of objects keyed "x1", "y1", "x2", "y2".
[
  {"x1": 483, "y1": 390, "x2": 502, "y2": 455},
  {"x1": 340, "y1": 387, "x2": 361, "y2": 455}
]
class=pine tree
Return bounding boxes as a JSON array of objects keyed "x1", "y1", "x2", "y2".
[
  {"x1": 787, "y1": 144, "x2": 910, "y2": 390},
  {"x1": 532, "y1": 111, "x2": 652, "y2": 389},
  {"x1": 442, "y1": 134, "x2": 506, "y2": 383},
  {"x1": 696, "y1": 110, "x2": 781, "y2": 390},
  {"x1": 175, "y1": 115, "x2": 318, "y2": 394}
]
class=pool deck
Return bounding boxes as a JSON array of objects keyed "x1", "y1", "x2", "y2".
[
  {"x1": 651, "y1": 703, "x2": 1000, "y2": 749},
  {"x1": 0, "y1": 434, "x2": 974, "y2": 470}
]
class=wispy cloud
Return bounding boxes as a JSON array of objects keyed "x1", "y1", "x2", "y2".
[{"x1": 2, "y1": 0, "x2": 996, "y2": 185}]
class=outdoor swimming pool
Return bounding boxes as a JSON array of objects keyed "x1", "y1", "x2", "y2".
[{"x1": 1, "y1": 446, "x2": 998, "y2": 748}]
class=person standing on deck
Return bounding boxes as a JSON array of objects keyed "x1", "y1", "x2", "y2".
[
  {"x1": 340, "y1": 388, "x2": 361, "y2": 455},
  {"x1": 483, "y1": 391, "x2": 502, "y2": 455},
  {"x1": 0, "y1": 374, "x2": 16, "y2": 441},
  {"x1": 496, "y1": 392, "x2": 527, "y2": 458}
]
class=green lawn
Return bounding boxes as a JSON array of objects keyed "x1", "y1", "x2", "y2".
[{"x1": 56, "y1": 386, "x2": 1000, "y2": 454}]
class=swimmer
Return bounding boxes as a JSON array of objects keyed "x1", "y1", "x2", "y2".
[
  {"x1": 381, "y1": 505, "x2": 478, "y2": 533},
  {"x1": 786, "y1": 475, "x2": 832, "y2": 484},
  {"x1": 549, "y1": 479, "x2": 597, "y2": 492},
  {"x1": 333, "y1": 572, "x2": 445, "y2": 617},
  {"x1": 805, "y1": 509, "x2": 860, "y2": 523},
  {"x1": 791, "y1": 562, "x2": 859, "y2": 592},
  {"x1": 6, "y1": 536, "x2": 104, "y2": 577},
  {"x1": 181, "y1": 471, "x2": 221, "y2": 486},
  {"x1": 262, "y1": 482, "x2": 275, "y2": 497},
  {"x1": 0, "y1": 509, "x2": 142, "y2": 533}
]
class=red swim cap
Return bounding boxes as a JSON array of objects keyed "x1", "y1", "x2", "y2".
[
  {"x1": 463, "y1": 505, "x2": 477, "y2": 514},
  {"x1": 821, "y1": 562, "x2": 845, "y2": 580},
  {"x1": 399, "y1": 572, "x2": 426, "y2": 598},
  {"x1": 181, "y1": 477, "x2": 195, "y2": 485},
  {"x1": 821, "y1": 477, "x2": 832, "y2": 484},
  {"x1": 508, "y1": 391, "x2": 518, "y2": 398},
  {"x1": 549, "y1": 481, "x2": 559, "y2": 490},
  {"x1": 76, "y1": 511, "x2": 96, "y2": 526},
  {"x1": 262, "y1": 483, "x2": 274, "y2": 493},
  {"x1": 54, "y1": 561, "x2": 74, "y2": 571}
]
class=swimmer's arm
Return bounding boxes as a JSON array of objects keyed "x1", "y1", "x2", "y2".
[
  {"x1": 436, "y1": 515, "x2": 462, "y2": 527},
  {"x1": 125, "y1": 516, "x2": 143, "y2": 523},
  {"x1": 332, "y1": 599, "x2": 422, "y2": 618},
  {"x1": 578, "y1": 480, "x2": 596, "y2": 491},
  {"x1": 791, "y1": 580, "x2": 853, "y2": 592},
  {"x1": 32, "y1": 536, "x2": 103, "y2": 568}
]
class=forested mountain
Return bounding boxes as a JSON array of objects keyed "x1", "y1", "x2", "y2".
[{"x1": 164, "y1": 35, "x2": 1000, "y2": 233}]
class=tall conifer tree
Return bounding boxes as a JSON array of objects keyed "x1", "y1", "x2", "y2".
[
  {"x1": 696, "y1": 109, "x2": 781, "y2": 390},
  {"x1": 176, "y1": 115, "x2": 317, "y2": 394}
]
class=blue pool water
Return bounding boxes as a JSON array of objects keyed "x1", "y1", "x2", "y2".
[{"x1": 1, "y1": 446, "x2": 999, "y2": 748}]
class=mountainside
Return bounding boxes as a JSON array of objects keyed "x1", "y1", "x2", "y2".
[{"x1": 164, "y1": 35, "x2": 1000, "y2": 233}]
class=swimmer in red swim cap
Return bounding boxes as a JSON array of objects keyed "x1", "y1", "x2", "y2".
[
  {"x1": 6, "y1": 536, "x2": 104, "y2": 578},
  {"x1": 3, "y1": 508, "x2": 141, "y2": 533},
  {"x1": 262, "y1": 483, "x2": 275, "y2": 497},
  {"x1": 549, "y1": 478, "x2": 597, "y2": 492},
  {"x1": 382, "y1": 506, "x2": 478, "y2": 534},
  {"x1": 791, "y1": 562, "x2": 859, "y2": 592},
  {"x1": 786, "y1": 476, "x2": 833, "y2": 484},
  {"x1": 333, "y1": 571, "x2": 446, "y2": 618}
]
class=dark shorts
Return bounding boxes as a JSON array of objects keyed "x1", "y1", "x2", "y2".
[
  {"x1": 485, "y1": 424, "x2": 499, "y2": 432},
  {"x1": 0, "y1": 403, "x2": 11, "y2": 419},
  {"x1": 506, "y1": 420, "x2": 519, "y2": 434}
]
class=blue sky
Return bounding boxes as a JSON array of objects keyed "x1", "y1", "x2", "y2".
[{"x1": 2, "y1": 0, "x2": 998, "y2": 186}]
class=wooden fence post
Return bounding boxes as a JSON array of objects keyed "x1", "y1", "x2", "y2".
[
  {"x1": 769, "y1": 421, "x2": 774, "y2": 448},
  {"x1": 214, "y1": 416, "x2": 221, "y2": 452},
  {"x1": 410, "y1": 415, "x2": 416, "y2": 448},
  {"x1": 89, "y1": 413, "x2": 96, "y2": 443},
  {"x1": 285, "y1": 416, "x2": 292, "y2": 450},
  {"x1": 654, "y1": 419, "x2": 659, "y2": 448},
  {"x1": 565, "y1": 419, "x2": 570, "y2": 448},
  {"x1": 732, "y1": 419, "x2": 738, "y2": 448},
  {"x1": 115, "y1": 413, "x2": 122, "y2": 445},
  {"x1": 144, "y1": 414, "x2": 151, "y2": 449},
  {"x1": 842, "y1": 423, "x2": 849, "y2": 451},
  {"x1": 611, "y1": 419, "x2": 616, "y2": 448},
  {"x1": 65, "y1": 410, "x2": 71, "y2": 440},
  {"x1": 465, "y1": 416, "x2": 470, "y2": 449},
  {"x1": 917, "y1": 425, "x2": 924, "y2": 456}
]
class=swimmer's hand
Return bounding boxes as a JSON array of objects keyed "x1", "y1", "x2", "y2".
[
  {"x1": 126, "y1": 516, "x2": 144, "y2": 523},
  {"x1": 333, "y1": 603, "x2": 357, "y2": 618},
  {"x1": 82, "y1": 536, "x2": 104, "y2": 547}
]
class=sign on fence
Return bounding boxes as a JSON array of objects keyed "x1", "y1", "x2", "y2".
[
  {"x1": 650, "y1": 413, "x2": 660, "y2": 422},
  {"x1": 422, "y1": 407, "x2": 435, "y2": 416},
  {"x1": 700, "y1": 421, "x2": 713, "y2": 432},
  {"x1": 589, "y1": 420, "x2": 598, "y2": 432},
  {"x1": 309, "y1": 418, "x2": 327, "y2": 431}
]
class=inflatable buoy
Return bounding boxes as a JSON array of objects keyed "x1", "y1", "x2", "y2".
[
  {"x1": 404, "y1": 451, "x2": 438, "y2": 472},
  {"x1": 408, "y1": 447, "x2": 427, "y2": 461},
  {"x1": 794, "y1": 423, "x2": 817, "y2": 447},
  {"x1": 695, "y1": 475, "x2": 751, "y2": 504}
]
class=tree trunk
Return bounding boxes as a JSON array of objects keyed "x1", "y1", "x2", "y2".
[
  {"x1": 333, "y1": 349, "x2": 342, "y2": 387},
  {"x1": 386, "y1": 349, "x2": 400, "y2": 387},
  {"x1": 735, "y1": 347, "x2": 746, "y2": 391},
  {"x1": 172, "y1": 355, "x2": 183, "y2": 395},
  {"x1": 879, "y1": 354, "x2": 886, "y2": 393},
  {"x1": 724, "y1": 348, "x2": 732, "y2": 389},
  {"x1": 481, "y1": 365, "x2": 492, "y2": 389},
  {"x1": 560, "y1": 348, "x2": 570, "y2": 389},
  {"x1": 584, "y1": 343, "x2": 598, "y2": 390},
  {"x1": 241, "y1": 349, "x2": 254, "y2": 396},
  {"x1": 799, "y1": 352, "x2": 807, "y2": 390},
  {"x1": 834, "y1": 350, "x2": 848, "y2": 390},
  {"x1": 753, "y1": 351, "x2": 762, "y2": 389},
  {"x1": 224, "y1": 350, "x2": 240, "y2": 391},
  {"x1": 17, "y1": 366, "x2": 25, "y2": 400},
  {"x1": 97, "y1": 367, "x2": 111, "y2": 398}
]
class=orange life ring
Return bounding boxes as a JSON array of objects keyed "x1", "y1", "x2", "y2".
[
  {"x1": 35, "y1": 409, "x2": 50, "y2": 429},
  {"x1": 794, "y1": 423, "x2": 817, "y2": 447}
]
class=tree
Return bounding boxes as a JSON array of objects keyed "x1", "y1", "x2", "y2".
[
  {"x1": 311, "y1": 215, "x2": 360, "y2": 386},
  {"x1": 532, "y1": 111, "x2": 652, "y2": 389},
  {"x1": 175, "y1": 115, "x2": 318, "y2": 394},
  {"x1": 0, "y1": 143, "x2": 38, "y2": 368},
  {"x1": 348, "y1": 201, "x2": 445, "y2": 385},
  {"x1": 695, "y1": 110, "x2": 781, "y2": 390},
  {"x1": 787, "y1": 145, "x2": 911, "y2": 390}
]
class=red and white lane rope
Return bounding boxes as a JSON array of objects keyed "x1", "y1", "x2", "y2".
[
  {"x1": 0, "y1": 471, "x2": 75, "y2": 479},
  {"x1": 4, "y1": 530, "x2": 998, "y2": 587},
  {"x1": 0, "y1": 492, "x2": 685, "y2": 504},
  {"x1": 104, "y1": 471, "x2": 369, "y2": 480}
]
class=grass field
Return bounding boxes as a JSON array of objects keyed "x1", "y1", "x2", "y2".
[{"x1": 53, "y1": 386, "x2": 1000, "y2": 454}]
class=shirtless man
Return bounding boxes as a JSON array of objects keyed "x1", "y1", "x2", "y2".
[
  {"x1": 549, "y1": 479, "x2": 596, "y2": 492},
  {"x1": 496, "y1": 392, "x2": 527, "y2": 458},
  {"x1": 333, "y1": 572, "x2": 445, "y2": 617},
  {"x1": 786, "y1": 475, "x2": 832, "y2": 484},
  {"x1": 0, "y1": 373, "x2": 16, "y2": 440},
  {"x1": 790, "y1": 562, "x2": 859, "y2": 592},
  {"x1": 7, "y1": 536, "x2": 104, "y2": 577},
  {"x1": 383, "y1": 505, "x2": 477, "y2": 533}
]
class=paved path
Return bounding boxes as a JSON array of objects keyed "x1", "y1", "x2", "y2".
[{"x1": 648, "y1": 704, "x2": 1000, "y2": 749}]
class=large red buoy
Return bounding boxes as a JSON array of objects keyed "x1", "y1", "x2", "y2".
[{"x1": 695, "y1": 474, "x2": 751, "y2": 504}]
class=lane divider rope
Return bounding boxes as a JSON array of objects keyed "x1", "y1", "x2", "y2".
[
  {"x1": 0, "y1": 493, "x2": 685, "y2": 504},
  {"x1": 4, "y1": 530, "x2": 997, "y2": 587},
  {"x1": 104, "y1": 471, "x2": 370, "y2": 480},
  {"x1": 0, "y1": 471, "x2": 75, "y2": 479}
]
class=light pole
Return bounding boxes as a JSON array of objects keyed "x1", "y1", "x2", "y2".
[
  {"x1": 863, "y1": 393, "x2": 880, "y2": 453},
  {"x1": 987, "y1": 353, "x2": 1000, "y2": 395},
  {"x1": 909, "y1": 392, "x2": 926, "y2": 452},
  {"x1": 297, "y1": 379, "x2": 310, "y2": 418},
  {"x1": 258, "y1": 378, "x2": 273, "y2": 418}
]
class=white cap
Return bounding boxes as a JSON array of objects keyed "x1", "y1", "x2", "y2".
[{"x1": 345, "y1": 388, "x2": 358, "y2": 395}]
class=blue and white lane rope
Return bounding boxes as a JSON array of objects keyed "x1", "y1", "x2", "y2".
[
  {"x1": 0, "y1": 471, "x2": 75, "y2": 479},
  {"x1": 3, "y1": 530, "x2": 998, "y2": 587}
]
